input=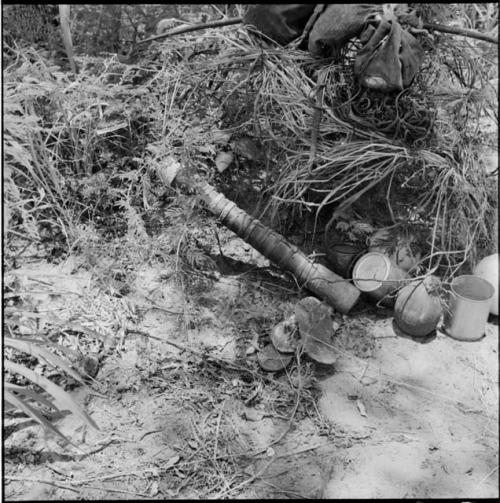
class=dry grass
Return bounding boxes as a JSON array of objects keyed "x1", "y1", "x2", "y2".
[
  {"x1": 3, "y1": 7, "x2": 497, "y2": 458},
  {"x1": 5, "y1": 17, "x2": 496, "y2": 278},
  {"x1": 147, "y1": 21, "x2": 497, "y2": 279}
]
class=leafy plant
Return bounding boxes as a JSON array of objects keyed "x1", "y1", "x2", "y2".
[{"x1": 4, "y1": 336, "x2": 99, "y2": 445}]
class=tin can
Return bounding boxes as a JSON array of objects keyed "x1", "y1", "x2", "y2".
[
  {"x1": 326, "y1": 242, "x2": 366, "y2": 278},
  {"x1": 352, "y1": 252, "x2": 408, "y2": 306},
  {"x1": 442, "y1": 275, "x2": 494, "y2": 341}
]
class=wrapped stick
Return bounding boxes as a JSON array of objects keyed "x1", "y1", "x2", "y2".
[{"x1": 156, "y1": 165, "x2": 361, "y2": 313}]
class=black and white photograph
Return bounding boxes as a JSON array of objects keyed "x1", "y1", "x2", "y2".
[{"x1": 3, "y1": 3, "x2": 498, "y2": 499}]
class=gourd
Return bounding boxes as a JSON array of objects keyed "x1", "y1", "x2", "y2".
[{"x1": 394, "y1": 276, "x2": 443, "y2": 337}]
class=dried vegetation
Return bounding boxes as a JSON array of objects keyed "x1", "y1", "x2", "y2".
[{"x1": 2, "y1": 3, "x2": 498, "y2": 497}]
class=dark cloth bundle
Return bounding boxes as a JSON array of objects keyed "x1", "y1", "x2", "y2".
[
  {"x1": 243, "y1": 4, "x2": 424, "y2": 92},
  {"x1": 307, "y1": 4, "x2": 381, "y2": 58},
  {"x1": 354, "y1": 16, "x2": 424, "y2": 91},
  {"x1": 243, "y1": 4, "x2": 316, "y2": 45}
]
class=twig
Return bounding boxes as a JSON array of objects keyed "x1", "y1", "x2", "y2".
[
  {"x1": 385, "y1": 169, "x2": 396, "y2": 224},
  {"x1": 472, "y1": 353, "x2": 477, "y2": 390},
  {"x1": 136, "y1": 17, "x2": 243, "y2": 45},
  {"x1": 4, "y1": 290, "x2": 78, "y2": 299},
  {"x1": 68, "y1": 468, "x2": 157, "y2": 485},
  {"x1": 80, "y1": 485, "x2": 151, "y2": 497},
  {"x1": 358, "y1": 361, "x2": 369, "y2": 382},
  {"x1": 138, "y1": 429, "x2": 163, "y2": 441},
  {"x1": 268, "y1": 442, "x2": 322, "y2": 459},
  {"x1": 213, "y1": 403, "x2": 224, "y2": 461},
  {"x1": 75, "y1": 439, "x2": 121, "y2": 459},
  {"x1": 423, "y1": 22, "x2": 498, "y2": 44},
  {"x1": 308, "y1": 67, "x2": 328, "y2": 173},
  {"x1": 6, "y1": 229, "x2": 41, "y2": 242},
  {"x1": 16, "y1": 472, "x2": 149, "y2": 497},
  {"x1": 260, "y1": 480, "x2": 310, "y2": 499},
  {"x1": 47, "y1": 464, "x2": 68, "y2": 477},
  {"x1": 126, "y1": 330, "x2": 169, "y2": 343},
  {"x1": 173, "y1": 472, "x2": 197, "y2": 496},
  {"x1": 476, "y1": 464, "x2": 499, "y2": 487},
  {"x1": 215, "y1": 458, "x2": 275, "y2": 499},
  {"x1": 4, "y1": 476, "x2": 79, "y2": 493},
  {"x1": 143, "y1": 296, "x2": 183, "y2": 315}
]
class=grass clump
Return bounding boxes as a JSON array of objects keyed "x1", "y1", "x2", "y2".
[{"x1": 150, "y1": 13, "x2": 497, "y2": 278}]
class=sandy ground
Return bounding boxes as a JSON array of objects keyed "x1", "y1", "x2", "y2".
[{"x1": 4, "y1": 248, "x2": 498, "y2": 499}]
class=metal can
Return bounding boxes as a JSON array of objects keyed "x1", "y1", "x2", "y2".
[{"x1": 352, "y1": 252, "x2": 408, "y2": 306}]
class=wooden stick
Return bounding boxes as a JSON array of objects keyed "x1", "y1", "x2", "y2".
[
  {"x1": 4, "y1": 476, "x2": 79, "y2": 493},
  {"x1": 273, "y1": 442, "x2": 322, "y2": 458},
  {"x1": 59, "y1": 5, "x2": 77, "y2": 76},
  {"x1": 79, "y1": 485, "x2": 151, "y2": 497},
  {"x1": 308, "y1": 67, "x2": 328, "y2": 172},
  {"x1": 423, "y1": 22, "x2": 498, "y2": 44},
  {"x1": 136, "y1": 17, "x2": 243, "y2": 45}
]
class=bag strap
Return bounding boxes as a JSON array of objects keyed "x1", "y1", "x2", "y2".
[
  {"x1": 355, "y1": 18, "x2": 398, "y2": 76},
  {"x1": 289, "y1": 4, "x2": 327, "y2": 48}
]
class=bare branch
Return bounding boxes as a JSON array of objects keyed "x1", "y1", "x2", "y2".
[
  {"x1": 423, "y1": 21, "x2": 498, "y2": 44},
  {"x1": 136, "y1": 17, "x2": 243, "y2": 45}
]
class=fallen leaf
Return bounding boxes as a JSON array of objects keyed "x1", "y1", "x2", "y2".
[
  {"x1": 96, "y1": 121, "x2": 128, "y2": 136},
  {"x1": 270, "y1": 315, "x2": 300, "y2": 353},
  {"x1": 162, "y1": 156, "x2": 182, "y2": 186},
  {"x1": 215, "y1": 151, "x2": 234, "y2": 172},
  {"x1": 244, "y1": 383, "x2": 263, "y2": 405},
  {"x1": 356, "y1": 399, "x2": 367, "y2": 417},
  {"x1": 149, "y1": 481, "x2": 159, "y2": 496},
  {"x1": 295, "y1": 297, "x2": 338, "y2": 364},
  {"x1": 243, "y1": 465, "x2": 255, "y2": 476},
  {"x1": 165, "y1": 454, "x2": 181, "y2": 469},
  {"x1": 242, "y1": 408, "x2": 265, "y2": 422},
  {"x1": 232, "y1": 136, "x2": 263, "y2": 162},
  {"x1": 197, "y1": 144, "x2": 216, "y2": 155},
  {"x1": 173, "y1": 468, "x2": 186, "y2": 478},
  {"x1": 257, "y1": 344, "x2": 293, "y2": 371},
  {"x1": 211, "y1": 131, "x2": 231, "y2": 145},
  {"x1": 246, "y1": 345, "x2": 256, "y2": 355}
]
